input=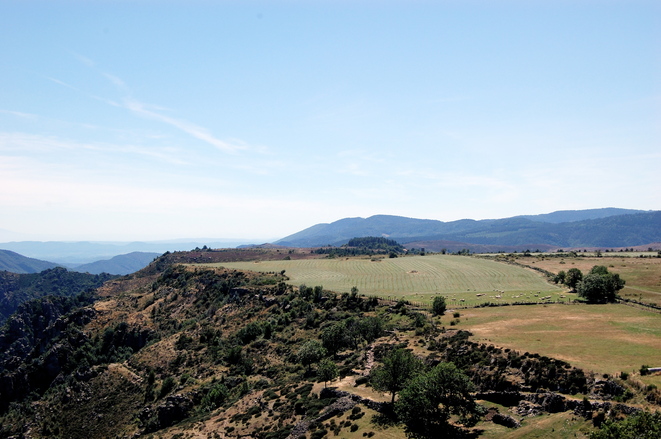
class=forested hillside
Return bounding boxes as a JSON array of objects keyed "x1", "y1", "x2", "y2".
[
  {"x1": 0, "y1": 249, "x2": 58, "y2": 274},
  {"x1": 276, "y1": 211, "x2": 661, "y2": 249},
  {"x1": 0, "y1": 267, "x2": 117, "y2": 323}
]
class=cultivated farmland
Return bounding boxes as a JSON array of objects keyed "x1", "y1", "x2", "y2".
[{"x1": 199, "y1": 254, "x2": 563, "y2": 306}]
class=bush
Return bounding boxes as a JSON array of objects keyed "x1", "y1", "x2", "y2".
[
  {"x1": 201, "y1": 382, "x2": 229, "y2": 411},
  {"x1": 159, "y1": 376, "x2": 176, "y2": 398}
]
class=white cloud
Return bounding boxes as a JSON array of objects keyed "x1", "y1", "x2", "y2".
[
  {"x1": 122, "y1": 97, "x2": 246, "y2": 154},
  {"x1": 0, "y1": 109, "x2": 37, "y2": 119}
]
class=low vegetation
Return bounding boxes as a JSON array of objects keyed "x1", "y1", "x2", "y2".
[
  {"x1": 0, "y1": 249, "x2": 659, "y2": 438},
  {"x1": 210, "y1": 253, "x2": 563, "y2": 305}
]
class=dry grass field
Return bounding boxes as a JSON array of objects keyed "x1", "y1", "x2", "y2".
[
  {"x1": 197, "y1": 254, "x2": 563, "y2": 306},
  {"x1": 454, "y1": 303, "x2": 661, "y2": 384},
  {"x1": 515, "y1": 255, "x2": 661, "y2": 306}
]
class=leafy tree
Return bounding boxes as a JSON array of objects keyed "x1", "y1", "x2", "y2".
[
  {"x1": 317, "y1": 358, "x2": 339, "y2": 388},
  {"x1": 564, "y1": 268, "x2": 583, "y2": 291},
  {"x1": 432, "y1": 296, "x2": 447, "y2": 316},
  {"x1": 200, "y1": 382, "x2": 229, "y2": 411},
  {"x1": 577, "y1": 265, "x2": 625, "y2": 303},
  {"x1": 395, "y1": 362, "x2": 483, "y2": 438},
  {"x1": 358, "y1": 316, "x2": 385, "y2": 344},
  {"x1": 320, "y1": 322, "x2": 349, "y2": 355},
  {"x1": 296, "y1": 340, "x2": 327, "y2": 371},
  {"x1": 554, "y1": 270, "x2": 566, "y2": 284},
  {"x1": 371, "y1": 348, "x2": 423, "y2": 404},
  {"x1": 590, "y1": 410, "x2": 661, "y2": 439}
]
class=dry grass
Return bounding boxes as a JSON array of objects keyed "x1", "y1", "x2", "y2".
[
  {"x1": 198, "y1": 254, "x2": 562, "y2": 306},
  {"x1": 454, "y1": 303, "x2": 661, "y2": 380},
  {"x1": 519, "y1": 255, "x2": 661, "y2": 305}
]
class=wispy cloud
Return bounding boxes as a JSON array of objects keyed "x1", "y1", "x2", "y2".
[
  {"x1": 0, "y1": 132, "x2": 189, "y2": 165},
  {"x1": 0, "y1": 109, "x2": 37, "y2": 119},
  {"x1": 61, "y1": 53, "x2": 252, "y2": 155},
  {"x1": 122, "y1": 97, "x2": 246, "y2": 154},
  {"x1": 45, "y1": 76, "x2": 80, "y2": 92}
]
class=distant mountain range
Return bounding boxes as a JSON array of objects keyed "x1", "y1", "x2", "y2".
[
  {"x1": 0, "y1": 250, "x2": 60, "y2": 274},
  {"x1": 275, "y1": 208, "x2": 661, "y2": 250},
  {"x1": 0, "y1": 239, "x2": 262, "y2": 265},
  {"x1": 68, "y1": 252, "x2": 161, "y2": 275},
  {"x1": 0, "y1": 250, "x2": 160, "y2": 275}
]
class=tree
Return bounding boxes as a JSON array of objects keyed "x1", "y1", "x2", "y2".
[
  {"x1": 296, "y1": 340, "x2": 327, "y2": 372},
  {"x1": 370, "y1": 348, "x2": 423, "y2": 404},
  {"x1": 200, "y1": 382, "x2": 229, "y2": 411},
  {"x1": 564, "y1": 268, "x2": 583, "y2": 291},
  {"x1": 590, "y1": 410, "x2": 661, "y2": 439},
  {"x1": 317, "y1": 358, "x2": 339, "y2": 388},
  {"x1": 320, "y1": 322, "x2": 348, "y2": 356},
  {"x1": 395, "y1": 362, "x2": 483, "y2": 438},
  {"x1": 432, "y1": 296, "x2": 447, "y2": 316},
  {"x1": 554, "y1": 270, "x2": 566, "y2": 285},
  {"x1": 577, "y1": 266, "x2": 625, "y2": 303}
]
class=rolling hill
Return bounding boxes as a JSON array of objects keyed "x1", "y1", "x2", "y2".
[
  {"x1": 70, "y1": 251, "x2": 161, "y2": 275},
  {"x1": 275, "y1": 209, "x2": 661, "y2": 249},
  {"x1": 0, "y1": 249, "x2": 59, "y2": 273}
]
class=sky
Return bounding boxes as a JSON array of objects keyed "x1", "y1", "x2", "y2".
[{"x1": 0, "y1": 0, "x2": 659, "y2": 242}]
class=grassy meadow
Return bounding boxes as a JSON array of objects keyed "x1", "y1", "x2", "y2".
[
  {"x1": 453, "y1": 303, "x2": 661, "y2": 383},
  {"x1": 512, "y1": 255, "x2": 661, "y2": 306},
  {"x1": 198, "y1": 254, "x2": 563, "y2": 306}
]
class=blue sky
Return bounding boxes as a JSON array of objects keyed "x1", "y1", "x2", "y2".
[{"x1": 0, "y1": 1, "x2": 659, "y2": 241}]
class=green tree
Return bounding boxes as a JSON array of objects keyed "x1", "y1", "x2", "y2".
[
  {"x1": 554, "y1": 270, "x2": 566, "y2": 285},
  {"x1": 317, "y1": 358, "x2": 339, "y2": 388},
  {"x1": 577, "y1": 266, "x2": 625, "y2": 303},
  {"x1": 590, "y1": 410, "x2": 661, "y2": 439},
  {"x1": 432, "y1": 296, "x2": 447, "y2": 316},
  {"x1": 370, "y1": 348, "x2": 423, "y2": 404},
  {"x1": 395, "y1": 362, "x2": 483, "y2": 438},
  {"x1": 358, "y1": 316, "x2": 385, "y2": 343},
  {"x1": 320, "y1": 322, "x2": 348, "y2": 355},
  {"x1": 159, "y1": 376, "x2": 176, "y2": 398},
  {"x1": 564, "y1": 268, "x2": 583, "y2": 291},
  {"x1": 200, "y1": 382, "x2": 229, "y2": 411},
  {"x1": 296, "y1": 340, "x2": 327, "y2": 371}
]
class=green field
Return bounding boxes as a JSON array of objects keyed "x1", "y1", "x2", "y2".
[{"x1": 198, "y1": 254, "x2": 563, "y2": 306}]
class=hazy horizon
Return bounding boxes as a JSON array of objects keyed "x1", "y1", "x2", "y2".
[{"x1": 2, "y1": 1, "x2": 659, "y2": 241}]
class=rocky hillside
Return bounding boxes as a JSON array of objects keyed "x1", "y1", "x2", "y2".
[{"x1": 0, "y1": 251, "x2": 658, "y2": 439}]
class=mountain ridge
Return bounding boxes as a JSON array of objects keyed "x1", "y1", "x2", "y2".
[{"x1": 275, "y1": 209, "x2": 660, "y2": 248}]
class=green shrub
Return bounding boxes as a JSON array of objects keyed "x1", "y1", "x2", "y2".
[{"x1": 159, "y1": 376, "x2": 176, "y2": 398}]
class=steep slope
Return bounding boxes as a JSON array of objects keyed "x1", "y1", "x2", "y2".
[
  {"x1": 71, "y1": 251, "x2": 161, "y2": 275},
  {"x1": 0, "y1": 249, "x2": 59, "y2": 273}
]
